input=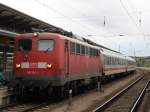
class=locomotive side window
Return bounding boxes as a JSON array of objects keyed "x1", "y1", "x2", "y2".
[
  {"x1": 90, "y1": 48, "x2": 92, "y2": 56},
  {"x1": 85, "y1": 47, "x2": 89, "y2": 55},
  {"x1": 70, "y1": 42, "x2": 76, "y2": 53},
  {"x1": 18, "y1": 39, "x2": 32, "y2": 51},
  {"x1": 93, "y1": 49, "x2": 95, "y2": 56},
  {"x1": 96, "y1": 50, "x2": 99, "y2": 56},
  {"x1": 81, "y1": 45, "x2": 85, "y2": 55},
  {"x1": 76, "y1": 44, "x2": 81, "y2": 54},
  {"x1": 38, "y1": 39, "x2": 54, "y2": 51}
]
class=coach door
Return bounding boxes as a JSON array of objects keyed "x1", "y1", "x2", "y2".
[{"x1": 65, "y1": 40, "x2": 69, "y2": 78}]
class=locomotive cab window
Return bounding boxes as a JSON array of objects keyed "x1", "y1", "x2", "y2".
[
  {"x1": 18, "y1": 39, "x2": 32, "y2": 51},
  {"x1": 38, "y1": 39, "x2": 54, "y2": 51}
]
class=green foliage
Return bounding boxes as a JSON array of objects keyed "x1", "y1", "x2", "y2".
[{"x1": 136, "y1": 57, "x2": 150, "y2": 67}]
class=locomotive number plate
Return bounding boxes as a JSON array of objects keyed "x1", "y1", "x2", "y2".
[{"x1": 29, "y1": 63, "x2": 37, "y2": 68}]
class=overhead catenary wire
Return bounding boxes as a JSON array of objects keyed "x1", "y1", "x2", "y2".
[
  {"x1": 120, "y1": 0, "x2": 143, "y2": 34},
  {"x1": 120, "y1": 0, "x2": 147, "y2": 47},
  {"x1": 34, "y1": 0, "x2": 102, "y2": 36},
  {"x1": 125, "y1": 0, "x2": 149, "y2": 47}
]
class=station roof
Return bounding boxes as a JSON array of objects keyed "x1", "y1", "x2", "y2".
[
  {"x1": 0, "y1": 3, "x2": 71, "y2": 35},
  {"x1": 0, "y1": 3, "x2": 120, "y2": 53}
]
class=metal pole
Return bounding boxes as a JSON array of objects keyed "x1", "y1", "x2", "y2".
[
  {"x1": 97, "y1": 81, "x2": 101, "y2": 91},
  {"x1": 97, "y1": 77, "x2": 102, "y2": 92},
  {"x1": 69, "y1": 89, "x2": 72, "y2": 105}
]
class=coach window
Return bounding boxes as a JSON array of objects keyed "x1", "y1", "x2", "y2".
[
  {"x1": 103, "y1": 55, "x2": 106, "y2": 64},
  {"x1": 121, "y1": 59, "x2": 122, "y2": 65},
  {"x1": 108, "y1": 56, "x2": 110, "y2": 65},
  {"x1": 18, "y1": 39, "x2": 32, "y2": 51},
  {"x1": 110, "y1": 57, "x2": 112, "y2": 64},
  {"x1": 109, "y1": 57, "x2": 111, "y2": 65},
  {"x1": 104, "y1": 55, "x2": 106, "y2": 65},
  {"x1": 81, "y1": 45, "x2": 85, "y2": 55},
  {"x1": 107, "y1": 56, "x2": 109, "y2": 65},
  {"x1": 76, "y1": 44, "x2": 81, "y2": 54},
  {"x1": 38, "y1": 39, "x2": 54, "y2": 51},
  {"x1": 70, "y1": 42, "x2": 76, "y2": 53},
  {"x1": 113, "y1": 57, "x2": 115, "y2": 65},
  {"x1": 115, "y1": 58, "x2": 117, "y2": 65},
  {"x1": 106, "y1": 56, "x2": 108, "y2": 65}
]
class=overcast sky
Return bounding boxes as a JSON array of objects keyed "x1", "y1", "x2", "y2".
[{"x1": 0, "y1": 0, "x2": 150, "y2": 56}]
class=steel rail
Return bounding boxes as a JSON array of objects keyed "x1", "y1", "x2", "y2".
[
  {"x1": 0, "y1": 103, "x2": 18, "y2": 110},
  {"x1": 130, "y1": 80, "x2": 150, "y2": 112},
  {"x1": 20, "y1": 102, "x2": 51, "y2": 112},
  {"x1": 93, "y1": 76, "x2": 144, "y2": 112},
  {"x1": 0, "y1": 102, "x2": 51, "y2": 112}
]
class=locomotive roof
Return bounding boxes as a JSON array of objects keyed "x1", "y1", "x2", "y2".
[{"x1": 17, "y1": 32, "x2": 135, "y2": 62}]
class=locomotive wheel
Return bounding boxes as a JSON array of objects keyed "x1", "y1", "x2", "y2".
[
  {"x1": 47, "y1": 86, "x2": 53, "y2": 96},
  {"x1": 53, "y1": 86, "x2": 65, "y2": 98},
  {"x1": 72, "y1": 81, "x2": 78, "y2": 95}
]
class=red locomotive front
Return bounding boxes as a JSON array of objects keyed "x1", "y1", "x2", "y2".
[{"x1": 13, "y1": 33, "x2": 67, "y2": 91}]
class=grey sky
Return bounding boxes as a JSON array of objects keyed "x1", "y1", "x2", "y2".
[{"x1": 0, "y1": 0, "x2": 150, "y2": 56}]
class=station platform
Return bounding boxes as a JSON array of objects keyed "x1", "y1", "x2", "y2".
[{"x1": 0, "y1": 86, "x2": 13, "y2": 106}]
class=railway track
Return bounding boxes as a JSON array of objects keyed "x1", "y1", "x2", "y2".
[
  {"x1": 93, "y1": 75, "x2": 150, "y2": 112},
  {"x1": 0, "y1": 101, "x2": 51, "y2": 112},
  {"x1": 0, "y1": 73, "x2": 143, "y2": 112}
]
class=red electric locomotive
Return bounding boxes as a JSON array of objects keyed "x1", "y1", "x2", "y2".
[
  {"x1": 13, "y1": 32, "x2": 136, "y2": 96},
  {"x1": 13, "y1": 32, "x2": 103, "y2": 95}
]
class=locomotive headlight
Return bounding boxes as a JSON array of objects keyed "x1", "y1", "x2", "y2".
[
  {"x1": 16, "y1": 64, "x2": 21, "y2": 68},
  {"x1": 33, "y1": 32, "x2": 38, "y2": 37},
  {"x1": 47, "y1": 64, "x2": 52, "y2": 69}
]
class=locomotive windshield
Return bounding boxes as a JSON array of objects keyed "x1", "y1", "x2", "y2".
[
  {"x1": 38, "y1": 39, "x2": 54, "y2": 51},
  {"x1": 18, "y1": 39, "x2": 32, "y2": 51}
]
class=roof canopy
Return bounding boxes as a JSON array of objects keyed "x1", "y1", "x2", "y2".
[{"x1": 0, "y1": 3, "x2": 71, "y2": 35}]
